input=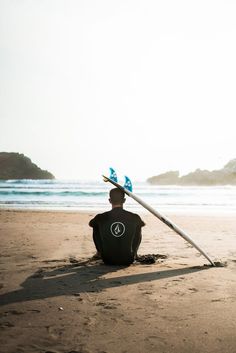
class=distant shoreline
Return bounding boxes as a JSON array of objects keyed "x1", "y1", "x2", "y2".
[
  {"x1": 0, "y1": 152, "x2": 54, "y2": 180},
  {"x1": 147, "y1": 159, "x2": 236, "y2": 185}
]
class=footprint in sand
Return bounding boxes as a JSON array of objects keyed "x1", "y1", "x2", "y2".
[
  {"x1": 68, "y1": 350, "x2": 91, "y2": 353},
  {"x1": 28, "y1": 309, "x2": 41, "y2": 313},
  {"x1": 96, "y1": 301, "x2": 118, "y2": 310},
  {"x1": 211, "y1": 298, "x2": 224, "y2": 302},
  {"x1": 188, "y1": 287, "x2": 198, "y2": 293},
  {"x1": 84, "y1": 317, "x2": 97, "y2": 327},
  {"x1": 140, "y1": 289, "x2": 155, "y2": 295},
  {"x1": 175, "y1": 291, "x2": 185, "y2": 296},
  {"x1": 4, "y1": 310, "x2": 25, "y2": 316},
  {"x1": 42, "y1": 259, "x2": 67, "y2": 264},
  {"x1": 0, "y1": 321, "x2": 15, "y2": 328}
]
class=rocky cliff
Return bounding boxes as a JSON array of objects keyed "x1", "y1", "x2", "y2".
[
  {"x1": 147, "y1": 159, "x2": 236, "y2": 185},
  {"x1": 0, "y1": 152, "x2": 55, "y2": 180}
]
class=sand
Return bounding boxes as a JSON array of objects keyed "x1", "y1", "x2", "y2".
[{"x1": 0, "y1": 209, "x2": 236, "y2": 353}]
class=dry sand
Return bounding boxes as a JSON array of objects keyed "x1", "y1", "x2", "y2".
[{"x1": 0, "y1": 209, "x2": 236, "y2": 353}]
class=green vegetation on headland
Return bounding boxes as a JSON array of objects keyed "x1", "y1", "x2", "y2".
[
  {"x1": 147, "y1": 159, "x2": 236, "y2": 185},
  {"x1": 0, "y1": 152, "x2": 55, "y2": 180}
]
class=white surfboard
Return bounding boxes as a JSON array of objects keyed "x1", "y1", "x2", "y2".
[{"x1": 103, "y1": 174, "x2": 215, "y2": 266}]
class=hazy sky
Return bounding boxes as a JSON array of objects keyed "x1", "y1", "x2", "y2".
[{"x1": 1, "y1": 0, "x2": 236, "y2": 180}]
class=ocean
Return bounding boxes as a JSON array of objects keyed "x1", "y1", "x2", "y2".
[{"x1": 0, "y1": 179, "x2": 236, "y2": 214}]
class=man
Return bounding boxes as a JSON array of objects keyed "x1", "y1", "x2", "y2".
[{"x1": 89, "y1": 188, "x2": 145, "y2": 266}]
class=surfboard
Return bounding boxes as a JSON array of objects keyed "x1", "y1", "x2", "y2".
[{"x1": 103, "y1": 174, "x2": 215, "y2": 266}]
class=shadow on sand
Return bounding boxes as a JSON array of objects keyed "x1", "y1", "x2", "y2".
[{"x1": 0, "y1": 260, "x2": 210, "y2": 307}]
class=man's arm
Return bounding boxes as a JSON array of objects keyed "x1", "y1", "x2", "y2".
[
  {"x1": 137, "y1": 215, "x2": 145, "y2": 227},
  {"x1": 132, "y1": 225, "x2": 142, "y2": 256},
  {"x1": 89, "y1": 215, "x2": 98, "y2": 228},
  {"x1": 131, "y1": 215, "x2": 145, "y2": 256}
]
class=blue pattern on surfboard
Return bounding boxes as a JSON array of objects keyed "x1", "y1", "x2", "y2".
[
  {"x1": 109, "y1": 168, "x2": 118, "y2": 182},
  {"x1": 124, "y1": 176, "x2": 133, "y2": 192}
]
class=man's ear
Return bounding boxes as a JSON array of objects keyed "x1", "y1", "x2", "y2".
[
  {"x1": 123, "y1": 198, "x2": 126, "y2": 203},
  {"x1": 109, "y1": 198, "x2": 112, "y2": 204}
]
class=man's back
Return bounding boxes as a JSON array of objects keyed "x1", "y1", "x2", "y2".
[{"x1": 89, "y1": 207, "x2": 145, "y2": 265}]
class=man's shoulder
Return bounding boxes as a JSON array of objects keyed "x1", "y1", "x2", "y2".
[
  {"x1": 89, "y1": 212, "x2": 110, "y2": 227},
  {"x1": 122, "y1": 209, "x2": 140, "y2": 218},
  {"x1": 89, "y1": 209, "x2": 145, "y2": 227},
  {"x1": 98, "y1": 210, "x2": 112, "y2": 218},
  {"x1": 91, "y1": 211, "x2": 111, "y2": 221},
  {"x1": 122, "y1": 209, "x2": 145, "y2": 224},
  {"x1": 95, "y1": 209, "x2": 141, "y2": 220}
]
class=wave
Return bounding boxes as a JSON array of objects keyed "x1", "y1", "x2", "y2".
[
  {"x1": 0, "y1": 190, "x2": 188, "y2": 198},
  {"x1": 1, "y1": 179, "x2": 236, "y2": 213},
  {"x1": 0, "y1": 190, "x2": 108, "y2": 197},
  {"x1": 3, "y1": 179, "x2": 56, "y2": 184},
  {"x1": 2, "y1": 179, "x2": 102, "y2": 185}
]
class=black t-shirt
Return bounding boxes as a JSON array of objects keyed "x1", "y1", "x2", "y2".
[{"x1": 89, "y1": 208, "x2": 145, "y2": 265}]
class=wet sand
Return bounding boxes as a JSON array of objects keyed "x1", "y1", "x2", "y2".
[{"x1": 0, "y1": 210, "x2": 236, "y2": 353}]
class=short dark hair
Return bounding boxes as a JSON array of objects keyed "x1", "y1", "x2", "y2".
[{"x1": 109, "y1": 188, "x2": 125, "y2": 204}]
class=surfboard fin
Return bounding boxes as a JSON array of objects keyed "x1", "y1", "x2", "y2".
[
  {"x1": 109, "y1": 168, "x2": 118, "y2": 182},
  {"x1": 124, "y1": 176, "x2": 133, "y2": 192}
]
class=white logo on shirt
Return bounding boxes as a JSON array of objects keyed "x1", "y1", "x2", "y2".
[{"x1": 110, "y1": 222, "x2": 125, "y2": 237}]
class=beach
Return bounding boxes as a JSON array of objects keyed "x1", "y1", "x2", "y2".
[{"x1": 0, "y1": 209, "x2": 236, "y2": 353}]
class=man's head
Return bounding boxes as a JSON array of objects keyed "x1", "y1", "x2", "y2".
[{"x1": 109, "y1": 188, "x2": 126, "y2": 208}]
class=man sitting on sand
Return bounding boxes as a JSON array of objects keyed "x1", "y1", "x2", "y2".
[{"x1": 89, "y1": 188, "x2": 145, "y2": 265}]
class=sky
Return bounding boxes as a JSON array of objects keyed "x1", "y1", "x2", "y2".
[{"x1": 1, "y1": 0, "x2": 236, "y2": 181}]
